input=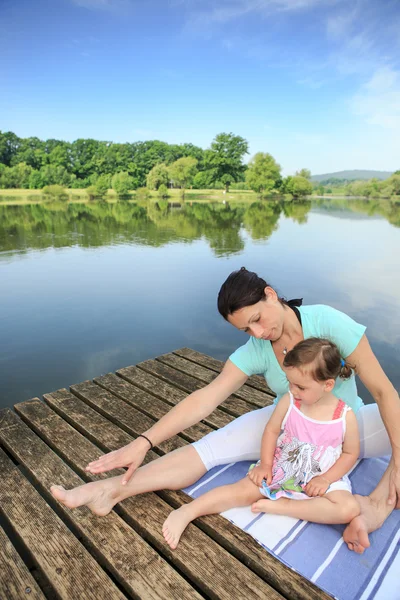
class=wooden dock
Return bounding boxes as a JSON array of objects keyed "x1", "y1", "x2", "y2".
[{"x1": 0, "y1": 348, "x2": 332, "y2": 600}]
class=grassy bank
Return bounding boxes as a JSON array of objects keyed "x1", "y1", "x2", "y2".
[{"x1": 0, "y1": 188, "x2": 259, "y2": 204}]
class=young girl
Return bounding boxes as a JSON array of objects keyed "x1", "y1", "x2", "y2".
[{"x1": 162, "y1": 337, "x2": 361, "y2": 550}]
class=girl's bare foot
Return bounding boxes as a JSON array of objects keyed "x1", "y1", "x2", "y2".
[
  {"x1": 162, "y1": 506, "x2": 192, "y2": 550},
  {"x1": 343, "y1": 494, "x2": 388, "y2": 554},
  {"x1": 50, "y1": 478, "x2": 121, "y2": 516},
  {"x1": 251, "y1": 498, "x2": 271, "y2": 513}
]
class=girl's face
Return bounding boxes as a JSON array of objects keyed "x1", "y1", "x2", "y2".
[
  {"x1": 284, "y1": 366, "x2": 334, "y2": 406},
  {"x1": 227, "y1": 287, "x2": 285, "y2": 341}
]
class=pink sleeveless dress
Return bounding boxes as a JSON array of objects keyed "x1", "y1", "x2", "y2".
[{"x1": 251, "y1": 392, "x2": 353, "y2": 500}]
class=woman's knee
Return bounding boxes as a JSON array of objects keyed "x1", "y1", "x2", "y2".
[
  {"x1": 192, "y1": 405, "x2": 275, "y2": 470},
  {"x1": 357, "y1": 404, "x2": 391, "y2": 459}
]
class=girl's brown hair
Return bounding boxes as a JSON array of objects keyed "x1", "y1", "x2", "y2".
[{"x1": 283, "y1": 337, "x2": 352, "y2": 381}]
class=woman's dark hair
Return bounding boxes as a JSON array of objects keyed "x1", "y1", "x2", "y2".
[
  {"x1": 283, "y1": 337, "x2": 352, "y2": 381},
  {"x1": 218, "y1": 267, "x2": 285, "y2": 320}
]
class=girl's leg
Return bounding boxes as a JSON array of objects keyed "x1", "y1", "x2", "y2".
[
  {"x1": 163, "y1": 477, "x2": 263, "y2": 549},
  {"x1": 344, "y1": 404, "x2": 394, "y2": 554},
  {"x1": 252, "y1": 491, "x2": 360, "y2": 524},
  {"x1": 51, "y1": 405, "x2": 275, "y2": 514}
]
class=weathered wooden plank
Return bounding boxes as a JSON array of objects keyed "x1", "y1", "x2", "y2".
[
  {"x1": 150, "y1": 355, "x2": 262, "y2": 418},
  {"x1": 102, "y1": 368, "x2": 233, "y2": 430},
  {"x1": 127, "y1": 361, "x2": 234, "y2": 429},
  {"x1": 49, "y1": 383, "x2": 186, "y2": 455},
  {"x1": 0, "y1": 526, "x2": 45, "y2": 600},
  {"x1": 92, "y1": 371, "x2": 213, "y2": 440},
  {"x1": 12, "y1": 402, "x2": 283, "y2": 599},
  {"x1": 0, "y1": 444, "x2": 124, "y2": 599},
  {"x1": 3, "y1": 405, "x2": 201, "y2": 600},
  {"x1": 174, "y1": 348, "x2": 273, "y2": 394},
  {"x1": 157, "y1": 352, "x2": 273, "y2": 408},
  {"x1": 45, "y1": 387, "x2": 328, "y2": 600}
]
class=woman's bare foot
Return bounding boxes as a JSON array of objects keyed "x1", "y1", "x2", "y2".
[
  {"x1": 343, "y1": 494, "x2": 391, "y2": 554},
  {"x1": 162, "y1": 506, "x2": 192, "y2": 550},
  {"x1": 50, "y1": 478, "x2": 121, "y2": 516}
]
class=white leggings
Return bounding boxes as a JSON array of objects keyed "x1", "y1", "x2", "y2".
[{"x1": 192, "y1": 403, "x2": 391, "y2": 471}]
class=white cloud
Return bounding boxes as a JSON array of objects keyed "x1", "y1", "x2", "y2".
[
  {"x1": 351, "y1": 66, "x2": 400, "y2": 130},
  {"x1": 71, "y1": 0, "x2": 131, "y2": 11},
  {"x1": 182, "y1": 0, "x2": 337, "y2": 28}
]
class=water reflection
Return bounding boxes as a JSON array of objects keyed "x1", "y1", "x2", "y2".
[{"x1": 2, "y1": 197, "x2": 397, "y2": 257}]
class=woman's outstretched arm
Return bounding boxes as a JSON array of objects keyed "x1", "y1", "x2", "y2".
[
  {"x1": 347, "y1": 334, "x2": 400, "y2": 505},
  {"x1": 86, "y1": 359, "x2": 249, "y2": 483}
]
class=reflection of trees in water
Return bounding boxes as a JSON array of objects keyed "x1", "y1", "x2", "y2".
[
  {"x1": 242, "y1": 202, "x2": 282, "y2": 239},
  {"x1": 1, "y1": 197, "x2": 397, "y2": 257},
  {"x1": 0, "y1": 200, "x2": 247, "y2": 256},
  {"x1": 281, "y1": 200, "x2": 311, "y2": 224},
  {"x1": 313, "y1": 198, "x2": 400, "y2": 227}
]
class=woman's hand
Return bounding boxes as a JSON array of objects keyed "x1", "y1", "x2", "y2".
[
  {"x1": 304, "y1": 475, "x2": 330, "y2": 497},
  {"x1": 85, "y1": 436, "x2": 151, "y2": 484},
  {"x1": 388, "y1": 463, "x2": 400, "y2": 507},
  {"x1": 248, "y1": 463, "x2": 272, "y2": 487}
]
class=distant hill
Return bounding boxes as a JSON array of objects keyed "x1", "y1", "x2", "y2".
[{"x1": 311, "y1": 170, "x2": 393, "y2": 183}]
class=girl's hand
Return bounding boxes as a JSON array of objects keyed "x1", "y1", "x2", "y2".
[
  {"x1": 248, "y1": 463, "x2": 272, "y2": 487},
  {"x1": 85, "y1": 436, "x2": 151, "y2": 484},
  {"x1": 305, "y1": 475, "x2": 330, "y2": 497}
]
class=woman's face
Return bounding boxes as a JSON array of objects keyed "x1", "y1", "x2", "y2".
[{"x1": 227, "y1": 287, "x2": 285, "y2": 341}]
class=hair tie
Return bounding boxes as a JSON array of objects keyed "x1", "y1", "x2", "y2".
[
  {"x1": 137, "y1": 434, "x2": 153, "y2": 450},
  {"x1": 341, "y1": 359, "x2": 345, "y2": 367},
  {"x1": 287, "y1": 298, "x2": 303, "y2": 308}
]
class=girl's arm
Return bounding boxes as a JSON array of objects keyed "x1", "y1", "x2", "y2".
[
  {"x1": 248, "y1": 394, "x2": 289, "y2": 486},
  {"x1": 305, "y1": 409, "x2": 359, "y2": 497},
  {"x1": 347, "y1": 334, "x2": 400, "y2": 504}
]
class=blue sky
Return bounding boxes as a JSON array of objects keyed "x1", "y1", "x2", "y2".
[{"x1": 1, "y1": 0, "x2": 399, "y2": 174}]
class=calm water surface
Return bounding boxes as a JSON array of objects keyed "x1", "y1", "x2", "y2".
[{"x1": 1, "y1": 197, "x2": 399, "y2": 408}]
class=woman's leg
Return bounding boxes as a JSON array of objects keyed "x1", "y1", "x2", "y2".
[
  {"x1": 163, "y1": 477, "x2": 263, "y2": 549},
  {"x1": 51, "y1": 405, "x2": 275, "y2": 513},
  {"x1": 344, "y1": 403, "x2": 394, "y2": 553},
  {"x1": 252, "y1": 491, "x2": 360, "y2": 524}
]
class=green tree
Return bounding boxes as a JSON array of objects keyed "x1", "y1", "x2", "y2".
[
  {"x1": 42, "y1": 184, "x2": 68, "y2": 200},
  {"x1": 295, "y1": 168, "x2": 311, "y2": 180},
  {"x1": 158, "y1": 184, "x2": 169, "y2": 198},
  {"x1": 192, "y1": 170, "x2": 214, "y2": 189},
  {"x1": 40, "y1": 164, "x2": 74, "y2": 187},
  {"x1": 111, "y1": 172, "x2": 133, "y2": 195},
  {"x1": 245, "y1": 152, "x2": 281, "y2": 195},
  {"x1": 203, "y1": 132, "x2": 249, "y2": 192},
  {"x1": 285, "y1": 175, "x2": 313, "y2": 198},
  {"x1": 29, "y1": 170, "x2": 46, "y2": 189},
  {"x1": 386, "y1": 174, "x2": 400, "y2": 195},
  {"x1": 169, "y1": 157, "x2": 198, "y2": 189},
  {"x1": 0, "y1": 131, "x2": 21, "y2": 166},
  {"x1": 1, "y1": 162, "x2": 33, "y2": 188},
  {"x1": 94, "y1": 174, "x2": 110, "y2": 196},
  {"x1": 146, "y1": 163, "x2": 170, "y2": 190}
]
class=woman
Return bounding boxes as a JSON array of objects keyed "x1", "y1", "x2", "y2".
[{"x1": 51, "y1": 268, "x2": 400, "y2": 554}]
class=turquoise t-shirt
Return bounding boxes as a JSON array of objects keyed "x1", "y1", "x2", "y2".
[{"x1": 229, "y1": 304, "x2": 366, "y2": 413}]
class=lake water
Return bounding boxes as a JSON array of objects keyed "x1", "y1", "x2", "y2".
[{"x1": 1, "y1": 196, "x2": 399, "y2": 409}]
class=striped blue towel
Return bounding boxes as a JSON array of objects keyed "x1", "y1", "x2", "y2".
[{"x1": 184, "y1": 456, "x2": 400, "y2": 600}]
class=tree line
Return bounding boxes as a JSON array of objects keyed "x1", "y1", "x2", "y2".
[
  {"x1": 0, "y1": 130, "x2": 314, "y2": 198},
  {"x1": 313, "y1": 174, "x2": 400, "y2": 199}
]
